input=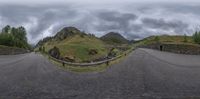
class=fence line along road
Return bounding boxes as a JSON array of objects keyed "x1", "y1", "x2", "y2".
[{"x1": 49, "y1": 55, "x2": 123, "y2": 67}]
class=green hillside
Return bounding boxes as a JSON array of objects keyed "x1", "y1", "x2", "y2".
[
  {"x1": 36, "y1": 27, "x2": 109, "y2": 63},
  {"x1": 43, "y1": 35, "x2": 108, "y2": 62}
]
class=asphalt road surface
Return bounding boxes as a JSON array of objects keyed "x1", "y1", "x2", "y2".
[{"x1": 1, "y1": 48, "x2": 200, "y2": 99}]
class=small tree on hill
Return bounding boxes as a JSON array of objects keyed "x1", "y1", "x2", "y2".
[
  {"x1": 39, "y1": 46, "x2": 42, "y2": 52},
  {"x1": 2, "y1": 25, "x2": 11, "y2": 33},
  {"x1": 42, "y1": 46, "x2": 45, "y2": 53},
  {"x1": 193, "y1": 31, "x2": 200, "y2": 44}
]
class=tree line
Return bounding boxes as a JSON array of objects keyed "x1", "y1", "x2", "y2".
[{"x1": 0, "y1": 25, "x2": 31, "y2": 49}]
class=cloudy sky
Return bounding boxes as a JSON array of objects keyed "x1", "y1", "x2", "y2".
[{"x1": 0, "y1": 0, "x2": 200, "y2": 44}]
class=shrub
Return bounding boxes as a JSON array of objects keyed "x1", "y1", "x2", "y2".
[
  {"x1": 39, "y1": 47, "x2": 42, "y2": 51},
  {"x1": 193, "y1": 31, "x2": 200, "y2": 44}
]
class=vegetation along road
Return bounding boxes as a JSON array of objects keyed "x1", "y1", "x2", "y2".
[{"x1": 1, "y1": 48, "x2": 200, "y2": 99}]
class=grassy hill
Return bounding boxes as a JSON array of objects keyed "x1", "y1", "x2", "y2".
[
  {"x1": 43, "y1": 35, "x2": 108, "y2": 62},
  {"x1": 36, "y1": 27, "x2": 109, "y2": 63}
]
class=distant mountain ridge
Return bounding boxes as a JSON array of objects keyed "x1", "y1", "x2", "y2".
[
  {"x1": 100, "y1": 32, "x2": 129, "y2": 44},
  {"x1": 37, "y1": 27, "x2": 131, "y2": 47}
]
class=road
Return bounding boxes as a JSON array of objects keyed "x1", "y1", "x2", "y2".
[{"x1": 1, "y1": 48, "x2": 200, "y2": 99}]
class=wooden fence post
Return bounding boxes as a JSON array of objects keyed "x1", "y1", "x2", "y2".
[
  {"x1": 62, "y1": 62, "x2": 65, "y2": 66},
  {"x1": 106, "y1": 61, "x2": 109, "y2": 66}
]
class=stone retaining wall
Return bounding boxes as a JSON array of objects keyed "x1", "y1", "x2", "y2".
[
  {"x1": 0, "y1": 47, "x2": 28, "y2": 55},
  {"x1": 141, "y1": 43, "x2": 200, "y2": 55}
]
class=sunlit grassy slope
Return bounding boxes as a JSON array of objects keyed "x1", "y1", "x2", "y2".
[{"x1": 42, "y1": 35, "x2": 108, "y2": 62}]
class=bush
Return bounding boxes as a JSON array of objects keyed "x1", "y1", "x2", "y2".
[
  {"x1": 0, "y1": 33, "x2": 15, "y2": 46},
  {"x1": 193, "y1": 31, "x2": 200, "y2": 44},
  {"x1": 154, "y1": 36, "x2": 160, "y2": 43},
  {"x1": 108, "y1": 48, "x2": 120, "y2": 57},
  {"x1": 39, "y1": 47, "x2": 42, "y2": 51},
  {"x1": 80, "y1": 33, "x2": 85, "y2": 38}
]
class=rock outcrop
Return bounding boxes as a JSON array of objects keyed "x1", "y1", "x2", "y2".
[{"x1": 48, "y1": 46, "x2": 60, "y2": 59}]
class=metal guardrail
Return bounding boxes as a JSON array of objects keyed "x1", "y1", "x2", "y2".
[{"x1": 49, "y1": 54, "x2": 123, "y2": 66}]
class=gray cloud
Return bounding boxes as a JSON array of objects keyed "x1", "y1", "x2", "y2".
[
  {"x1": 0, "y1": 5, "x2": 80, "y2": 43},
  {"x1": 141, "y1": 18, "x2": 189, "y2": 34},
  {"x1": 0, "y1": 3, "x2": 199, "y2": 44},
  {"x1": 95, "y1": 11, "x2": 137, "y2": 32},
  {"x1": 29, "y1": 9, "x2": 78, "y2": 37}
]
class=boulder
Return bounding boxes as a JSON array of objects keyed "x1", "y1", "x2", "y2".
[
  {"x1": 64, "y1": 55, "x2": 75, "y2": 62},
  {"x1": 48, "y1": 46, "x2": 60, "y2": 59},
  {"x1": 88, "y1": 49, "x2": 98, "y2": 55}
]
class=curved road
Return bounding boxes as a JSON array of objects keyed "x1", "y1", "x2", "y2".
[{"x1": 1, "y1": 48, "x2": 200, "y2": 99}]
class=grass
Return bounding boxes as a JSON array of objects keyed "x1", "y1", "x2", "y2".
[{"x1": 41, "y1": 35, "x2": 109, "y2": 62}]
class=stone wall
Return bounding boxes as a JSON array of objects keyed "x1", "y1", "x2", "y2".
[
  {"x1": 0, "y1": 47, "x2": 28, "y2": 55},
  {"x1": 141, "y1": 43, "x2": 200, "y2": 55}
]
